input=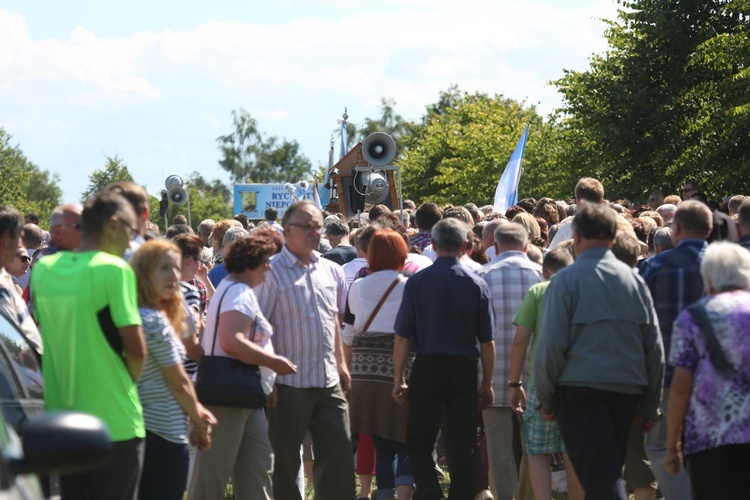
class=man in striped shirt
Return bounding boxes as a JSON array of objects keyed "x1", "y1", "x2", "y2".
[{"x1": 256, "y1": 200, "x2": 354, "y2": 500}]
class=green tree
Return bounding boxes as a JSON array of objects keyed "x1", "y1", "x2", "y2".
[
  {"x1": 217, "y1": 109, "x2": 313, "y2": 184},
  {"x1": 0, "y1": 128, "x2": 62, "y2": 226},
  {"x1": 554, "y1": 0, "x2": 750, "y2": 199},
  {"x1": 81, "y1": 154, "x2": 134, "y2": 201},
  {"x1": 402, "y1": 91, "x2": 562, "y2": 205}
]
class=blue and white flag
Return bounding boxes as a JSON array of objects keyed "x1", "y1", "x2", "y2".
[
  {"x1": 312, "y1": 182, "x2": 323, "y2": 210},
  {"x1": 493, "y1": 125, "x2": 530, "y2": 212}
]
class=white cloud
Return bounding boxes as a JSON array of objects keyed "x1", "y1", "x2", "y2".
[
  {"x1": 0, "y1": 2, "x2": 617, "y2": 112},
  {"x1": 0, "y1": 1, "x2": 621, "y2": 202}
]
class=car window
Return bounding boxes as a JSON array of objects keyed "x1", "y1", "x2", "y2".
[{"x1": 0, "y1": 314, "x2": 43, "y2": 399}]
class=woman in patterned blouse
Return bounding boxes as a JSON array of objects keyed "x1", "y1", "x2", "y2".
[{"x1": 664, "y1": 242, "x2": 750, "y2": 499}]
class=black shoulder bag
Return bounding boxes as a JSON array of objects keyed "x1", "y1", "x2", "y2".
[{"x1": 194, "y1": 282, "x2": 267, "y2": 408}]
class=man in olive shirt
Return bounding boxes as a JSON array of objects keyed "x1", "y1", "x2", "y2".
[{"x1": 534, "y1": 204, "x2": 664, "y2": 500}]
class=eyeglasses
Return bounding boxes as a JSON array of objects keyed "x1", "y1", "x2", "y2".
[
  {"x1": 61, "y1": 223, "x2": 81, "y2": 230},
  {"x1": 287, "y1": 223, "x2": 323, "y2": 233},
  {"x1": 118, "y1": 218, "x2": 137, "y2": 236},
  {"x1": 17, "y1": 255, "x2": 30, "y2": 263},
  {"x1": 682, "y1": 187, "x2": 697, "y2": 193}
]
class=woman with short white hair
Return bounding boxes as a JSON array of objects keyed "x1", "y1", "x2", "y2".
[{"x1": 664, "y1": 241, "x2": 750, "y2": 499}]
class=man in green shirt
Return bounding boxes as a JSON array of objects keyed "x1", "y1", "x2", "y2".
[{"x1": 32, "y1": 191, "x2": 147, "y2": 500}]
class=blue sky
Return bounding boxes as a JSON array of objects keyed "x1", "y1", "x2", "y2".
[{"x1": 0, "y1": 0, "x2": 619, "y2": 203}]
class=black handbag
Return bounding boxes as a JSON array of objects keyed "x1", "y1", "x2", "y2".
[{"x1": 194, "y1": 282, "x2": 268, "y2": 409}]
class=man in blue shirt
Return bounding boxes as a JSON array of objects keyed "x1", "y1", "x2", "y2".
[
  {"x1": 639, "y1": 199, "x2": 712, "y2": 500},
  {"x1": 393, "y1": 218, "x2": 496, "y2": 500}
]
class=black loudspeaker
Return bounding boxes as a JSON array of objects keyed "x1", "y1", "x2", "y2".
[
  {"x1": 168, "y1": 187, "x2": 187, "y2": 205},
  {"x1": 362, "y1": 133, "x2": 396, "y2": 166}
]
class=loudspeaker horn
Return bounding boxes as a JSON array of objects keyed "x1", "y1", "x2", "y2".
[
  {"x1": 165, "y1": 175, "x2": 184, "y2": 191},
  {"x1": 168, "y1": 187, "x2": 187, "y2": 205},
  {"x1": 362, "y1": 132, "x2": 396, "y2": 166}
]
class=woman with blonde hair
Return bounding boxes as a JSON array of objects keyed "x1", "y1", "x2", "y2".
[
  {"x1": 511, "y1": 212, "x2": 545, "y2": 247},
  {"x1": 130, "y1": 239, "x2": 217, "y2": 500}
]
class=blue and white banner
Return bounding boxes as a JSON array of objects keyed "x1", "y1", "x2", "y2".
[
  {"x1": 233, "y1": 183, "x2": 315, "y2": 220},
  {"x1": 493, "y1": 125, "x2": 530, "y2": 212}
]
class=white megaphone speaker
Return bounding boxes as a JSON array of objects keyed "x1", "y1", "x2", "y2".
[
  {"x1": 168, "y1": 187, "x2": 187, "y2": 205},
  {"x1": 363, "y1": 171, "x2": 389, "y2": 205},
  {"x1": 165, "y1": 175, "x2": 187, "y2": 205},
  {"x1": 362, "y1": 132, "x2": 396, "y2": 166}
]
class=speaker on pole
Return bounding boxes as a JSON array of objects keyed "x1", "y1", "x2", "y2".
[
  {"x1": 168, "y1": 187, "x2": 187, "y2": 205},
  {"x1": 362, "y1": 132, "x2": 396, "y2": 166}
]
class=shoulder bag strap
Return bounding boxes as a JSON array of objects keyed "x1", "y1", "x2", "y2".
[
  {"x1": 208, "y1": 282, "x2": 241, "y2": 356},
  {"x1": 686, "y1": 301, "x2": 734, "y2": 377},
  {"x1": 362, "y1": 277, "x2": 401, "y2": 332}
]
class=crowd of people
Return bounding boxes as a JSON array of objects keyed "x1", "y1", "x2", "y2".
[{"x1": 0, "y1": 175, "x2": 749, "y2": 500}]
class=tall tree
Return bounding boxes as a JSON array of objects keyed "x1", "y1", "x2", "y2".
[
  {"x1": 554, "y1": 0, "x2": 750, "y2": 199},
  {"x1": 217, "y1": 109, "x2": 312, "y2": 184},
  {"x1": 0, "y1": 128, "x2": 62, "y2": 226},
  {"x1": 402, "y1": 90, "x2": 562, "y2": 205},
  {"x1": 81, "y1": 154, "x2": 134, "y2": 201}
]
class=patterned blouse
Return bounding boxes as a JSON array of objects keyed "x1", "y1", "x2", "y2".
[{"x1": 670, "y1": 289, "x2": 750, "y2": 456}]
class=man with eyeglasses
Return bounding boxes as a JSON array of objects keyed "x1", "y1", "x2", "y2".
[
  {"x1": 681, "y1": 181, "x2": 699, "y2": 201},
  {"x1": 255, "y1": 200, "x2": 355, "y2": 500},
  {"x1": 32, "y1": 191, "x2": 147, "y2": 499},
  {"x1": 32, "y1": 203, "x2": 82, "y2": 265}
]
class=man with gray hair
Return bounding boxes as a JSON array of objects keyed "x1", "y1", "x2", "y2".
[
  {"x1": 652, "y1": 226, "x2": 674, "y2": 254},
  {"x1": 207, "y1": 226, "x2": 248, "y2": 287},
  {"x1": 535, "y1": 204, "x2": 663, "y2": 500},
  {"x1": 482, "y1": 218, "x2": 508, "y2": 262},
  {"x1": 656, "y1": 204, "x2": 677, "y2": 224},
  {"x1": 393, "y1": 218, "x2": 496, "y2": 499},
  {"x1": 33, "y1": 203, "x2": 83, "y2": 263},
  {"x1": 476, "y1": 223, "x2": 543, "y2": 500}
]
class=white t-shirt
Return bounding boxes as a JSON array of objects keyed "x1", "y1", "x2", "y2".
[
  {"x1": 202, "y1": 279, "x2": 276, "y2": 394},
  {"x1": 342, "y1": 257, "x2": 368, "y2": 289}
]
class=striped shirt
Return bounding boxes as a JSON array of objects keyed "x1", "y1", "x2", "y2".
[
  {"x1": 476, "y1": 251, "x2": 543, "y2": 407},
  {"x1": 255, "y1": 245, "x2": 347, "y2": 389},
  {"x1": 137, "y1": 308, "x2": 188, "y2": 444},
  {"x1": 180, "y1": 281, "x2": 201, "y2": 378}
]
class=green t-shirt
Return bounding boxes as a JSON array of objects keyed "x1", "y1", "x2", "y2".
[
  {"x1": 31, "y1": 251, "x2": 145, "y2": 441},
  {"x1": 512, "y1": 279, "x2": 552, "y2": 379}
]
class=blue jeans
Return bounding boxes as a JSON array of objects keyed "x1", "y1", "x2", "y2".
[{"x1": 372, "y1": 435, "x2": 414, "y2": 500}]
